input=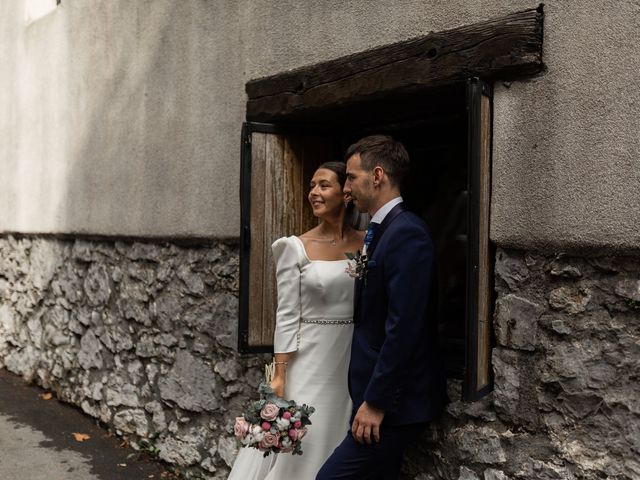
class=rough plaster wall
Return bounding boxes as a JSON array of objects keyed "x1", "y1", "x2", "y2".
[
  {"x1": 491, "y1": 1, "x2": 640, "y2": 252},
  {"x1": 0, "y1": 1, "x2": 245, "y2": 239},
  {"x1": 1, "y1": 1, "x2": 639, "y2": 250}
]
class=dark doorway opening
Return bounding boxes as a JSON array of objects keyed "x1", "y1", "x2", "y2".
[
  {"x1": 306, "y1": 83, "x2": 469, "y2": 379},
  {"x1": 241, "y1": 82, "x2": 474, "y2": 382}
]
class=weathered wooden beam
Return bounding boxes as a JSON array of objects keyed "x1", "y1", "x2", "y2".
[{"x1": 246, "y1": 6, "x2": 543, "y2": 121}]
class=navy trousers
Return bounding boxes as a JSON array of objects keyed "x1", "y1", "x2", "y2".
[{"x1": 316, "y1": 423, "x2": 426, "y2": 480}]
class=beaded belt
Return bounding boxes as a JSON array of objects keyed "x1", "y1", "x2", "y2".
[{"x1": 300, "y1": 318, "x2": 353, "y2": 325}]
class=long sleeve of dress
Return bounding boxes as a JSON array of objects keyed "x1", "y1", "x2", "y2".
[{"x1": 271, "y1": 237, "x2": 302, "y2": 353}]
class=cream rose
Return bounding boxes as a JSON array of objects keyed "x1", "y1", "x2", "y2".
[
  {"x1": 260, "y1": 402, "x2": 280, "y2": 421},
  {"x1": 234, "y1": 417, "x2": 250, "y2": 438}
]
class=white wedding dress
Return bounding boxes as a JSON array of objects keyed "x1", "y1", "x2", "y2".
[{"x1": 228, "y1": 236, "x2": 354, "y2": 480}]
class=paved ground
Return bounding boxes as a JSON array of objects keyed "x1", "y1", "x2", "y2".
[{"x1": 0, "y1": 368, "x2": 177, "y2": 480}]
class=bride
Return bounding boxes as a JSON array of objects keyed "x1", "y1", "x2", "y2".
[{"x1": 228, "y1": 161, "x2": 365, "y2": 479}]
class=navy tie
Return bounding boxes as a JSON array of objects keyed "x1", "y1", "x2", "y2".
[{"x1": 363, "y1": 222, "x2": 378, "y2": 252}]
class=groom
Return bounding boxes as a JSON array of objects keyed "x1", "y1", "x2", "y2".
[{"x1": 317, "y1": 135, "x2": 447, "y2": 480}]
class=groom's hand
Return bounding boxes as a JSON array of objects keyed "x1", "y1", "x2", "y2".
[{"x1": 352, "y1": 401, "x2": 385, "y2": 444}]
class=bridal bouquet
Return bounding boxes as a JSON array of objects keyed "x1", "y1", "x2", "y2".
[{"x1": 233, "y1": 382, "x2": 315, "y2": 457}]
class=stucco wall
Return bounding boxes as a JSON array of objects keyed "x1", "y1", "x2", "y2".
[
  {"x1": 0, "y1": 1, "x2": 245, "y2": 239},
  {"x1": 1, "y1": 1, "x2": 638, "y2": 250}
]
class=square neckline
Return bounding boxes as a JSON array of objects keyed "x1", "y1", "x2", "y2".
[{"x1": 293, "y1": 236, "x2": 350, "y2": 263}]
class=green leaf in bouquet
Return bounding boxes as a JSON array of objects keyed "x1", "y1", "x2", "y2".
[
  {"x1": 345, "y1": 251, "x2": 356, "y2": 260},
  {"x1": 292, "y1": 442, "x2": 303, "y2": 456},
  {"x1": 275, "y1": 398, "x2": 294, "y2": 409},
  {"x1": 244, "y1": 414, "x2": 259, "y2": 424},
  {"x1": 258, "y1": 382, "x2": 275, "y2": 397}
]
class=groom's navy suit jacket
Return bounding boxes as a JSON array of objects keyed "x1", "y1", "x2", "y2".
[{"x1": 349, "y1": 203, "x2": 447, "y2": 426}]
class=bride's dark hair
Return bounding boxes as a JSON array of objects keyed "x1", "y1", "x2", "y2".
[{"x1": 317, "y1": 161, "x2": 346, "y2": 187}]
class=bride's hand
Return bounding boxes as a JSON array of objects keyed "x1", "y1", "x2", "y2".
[{"x1": 270, "y1": 376, "x2": 285, "y2": 398}]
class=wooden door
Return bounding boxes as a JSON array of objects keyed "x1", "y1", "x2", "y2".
[
  {"x1": 239, "y1": 123, "x2": 334, "y2": 352},
  {"x1": 464, "y1": 78, "x2": 494, "y2": 400}
]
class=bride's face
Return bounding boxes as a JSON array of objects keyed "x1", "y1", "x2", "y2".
[{"x1": 308, "y1": 168, "x2": 345, "y2": 218}]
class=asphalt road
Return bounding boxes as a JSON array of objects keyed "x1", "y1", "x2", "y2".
[{"x1": 0, "y1": 368, "x2": 175, "y2": 480}]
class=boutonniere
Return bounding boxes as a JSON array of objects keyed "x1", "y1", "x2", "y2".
[{"x1": 345, "y1": 250, "x2": 369, "y2": 280}]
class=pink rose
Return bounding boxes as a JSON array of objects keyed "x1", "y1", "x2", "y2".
[
  {"x1": 297, "y1": 428, "x2": 307, "y2": 440},
  {"x1": 233, "y1": 417, "x2": 250, "y2": 438},
  {"x1": 288, "y1": 428, "x2": 298, "y2": 441},
  {"x1": 259, "y1": 431, "x2": 279, "y2": 449},
  {"x1": 282, "y1": 411, "x2": 292, "y2": 420},
  {"x1": 262, "y1": 421, "x2": 271, "y2": 431},
  {"x1": 260, "y1": 402, "x2": 280, "y2": 421},
  {"x1": 294, "y1": 420, "x2": 302, "y2": 428}
]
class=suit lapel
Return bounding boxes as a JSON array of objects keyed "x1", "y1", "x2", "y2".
[
  {"x1": 353, "y1": 202, "x2": 407, "y2": 319},
  {"x1": 353, "y1": 277, "x2": 363, "y2": 314},
  {"x1": 367, "y1": 202, "x2": 407, "y2": 259}
]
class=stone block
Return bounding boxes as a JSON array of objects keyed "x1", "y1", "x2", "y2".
[
  {"x1": 124, "y1": 242, "x2": 163, "y2": 262},
  {"x1": 177, "y1": 264, "x2": 205, "y2": 296},
  {"x1": 492, "y1": 349, "x2": 520, "y2": 418},
  {"x1": 105, "y1": 379, "x2": 140, "y2": 407},
  {"x1": 548, "y1": 287, "x2": 591, "y2": 314},
  {"x1": 495, "y1": 250, "x2": 530, "y2": 290},
  {"x1": 216, "y1": 436, "x2": 238, "y2": 468},
  {"x1": 549, "y1": 258, "x2": 582, "y2": 279},
  {"x1": 77, "y1": 331, "x2": 103, "y2": 370},
  {"x1": 494, "y1": 294, "x2": 542, "y2": 351},
  {"x1": 458, "y1": 466, "x2": 480, "y2": 480},
  {"x1": 615, "y1": 279, "x2": 640, "y2": 302},
  {"x1": 158, "y1": 436, "x2": 201, "y2": 466},
  {"x1": 200, "y1": 457, "x2": 217, "y2": 473},
  {"x1": 144, "y1": 400, "x2": 168, "y2": 431},
  {"x1": 113, "y1": 408, "x2": 149, "y2": 437},
  {"x1": 83, "y1": 264, "x2": 112, "y2": 307},
  {"x1": 451, "y1": 425, "x2": 506, "y2": 464},
  {"x1": 517, "y1": 458, "x2": 576, "y2": 480},
  {"x1": 158, "y1": 350, "x2": 219, "y2": 412},
  {"x1": 483, "y1": 469, "x2": 510, "y2": 480},
  {"x1": 214, "y1": 358, "x2": 241, "y2": 382}
]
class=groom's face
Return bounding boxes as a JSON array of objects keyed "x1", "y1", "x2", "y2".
[{"x1": 345, "y1": 153, "x2": 375, "y2": 214}]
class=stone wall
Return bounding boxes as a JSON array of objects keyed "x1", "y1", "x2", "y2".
[
  {"x1": 404, "y1": 249, "x2": 640, "y2": 480},
  {"x1": 1, "y1": 236, "x2": 638, "y2": 479},
  {"x1": 0, "y1": 235, "x2": 267, "y2": 478}
]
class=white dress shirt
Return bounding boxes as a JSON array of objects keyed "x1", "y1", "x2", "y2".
[{"x1": 370, "y1": 196, "x2": 404, "y2": 225}]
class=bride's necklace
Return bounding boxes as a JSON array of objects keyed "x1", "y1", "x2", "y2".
[{"x1": 312, "y1": 237, "x2": 339, "y2": 246}]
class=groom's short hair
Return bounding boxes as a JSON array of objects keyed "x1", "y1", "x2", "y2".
[{"x1": 345, "y1": 135, "x2": 410, "y2": 187}]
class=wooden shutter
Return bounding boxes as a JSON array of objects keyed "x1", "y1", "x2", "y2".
[
  {"x1": 239, "y1": 123, "x2": 333, "y2": 353},
  {"x1": 463, "y1": 78, "x2": 494, "y2": 401}
]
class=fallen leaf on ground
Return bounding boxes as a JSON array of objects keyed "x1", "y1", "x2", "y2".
[
  {"x1": 40, "y1": 392, "x2": 53, "y2": 400},
  {"x1": 117, "y1": 463, "x2": 127, "y2": 467},
  {"x1": 71, "y1": 432, "x2": 91, "y2": 442}
]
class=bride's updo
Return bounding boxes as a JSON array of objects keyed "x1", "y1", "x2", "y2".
[{"x1": 316, "y1": 161, "x2": 346, "y2": 187}]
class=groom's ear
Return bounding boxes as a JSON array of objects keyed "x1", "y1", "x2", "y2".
[{"x1": 372, "y1": 166, "x2": 385, "y2": 186}]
